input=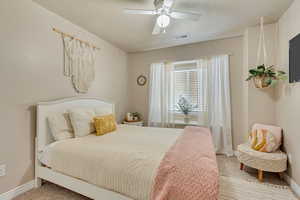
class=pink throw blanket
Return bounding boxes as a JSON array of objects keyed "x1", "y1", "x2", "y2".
[{"x1": 151, "y1": 126, "x2": 219, "y2": 200}]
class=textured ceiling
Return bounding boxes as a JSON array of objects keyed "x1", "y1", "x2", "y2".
[{"x1": 34, "y1": 0, "x2": 293, "y2": 53}]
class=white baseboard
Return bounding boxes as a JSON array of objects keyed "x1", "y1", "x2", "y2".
[
  {"x1": 0, "y1": 180, "x2": 34, "y2": 200},
  {"x1": 283, "y1": 173, "x2": 300, "y2": 198}
]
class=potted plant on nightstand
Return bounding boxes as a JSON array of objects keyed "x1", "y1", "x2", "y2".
[
  {"x1": 246, "y1": 65, "x2": 287, "y2": 89},
  {"x1": 132, "y1": 112, "x2": 142, "y2": 121},
  {"x1": 177, "y1": 96, "x2": 196, "y2": 124},
  {"x1": 125, "y1": 112, "x2": 142, "y2": 122},
  {"x1": 124, "y1": 112, "x2": 144, "y2": 126}
]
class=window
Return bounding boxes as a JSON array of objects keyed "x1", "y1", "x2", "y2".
[{"x1": 171, "y1": 61, "x2": 207, "y2": 113}]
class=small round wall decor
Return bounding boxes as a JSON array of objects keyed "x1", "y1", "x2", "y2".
[{"x1": 137, "y1": 75, "x2": 147, "y2": 86}]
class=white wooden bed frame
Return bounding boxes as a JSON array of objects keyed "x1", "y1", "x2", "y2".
[{"x1": 35, "y1": 97, "x2": 132, "y2": 200}]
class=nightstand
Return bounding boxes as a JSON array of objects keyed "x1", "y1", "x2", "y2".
[{"x1": 122, "y1": 121, "x2": 144, "y2": 127}]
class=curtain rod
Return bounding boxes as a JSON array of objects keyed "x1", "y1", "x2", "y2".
[{"x1": 52, "y1": 28, "x2": 100, "y2": 50}]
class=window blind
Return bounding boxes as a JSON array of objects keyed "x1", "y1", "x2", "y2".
[{"x1": 172, "y1": 61, "x2": 207, "y2": 112}]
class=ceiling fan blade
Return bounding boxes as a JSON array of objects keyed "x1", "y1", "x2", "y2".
[
  {"x1": 152, "y1": 23, "x2": 161, "y2": 35},
  {"x1": 163, "y1": 0, "x2": 175, "y2": 8},
  {"x1": 170, "y1": 11, "x2": 201, "y2": 21},
  {"x1": 124, "y1": 9, "x2": 157, "y2": 15}
]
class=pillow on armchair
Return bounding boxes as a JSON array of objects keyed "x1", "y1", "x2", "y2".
[{"x1": 249, "y1": 124, "x2": 282, "y2": 153}]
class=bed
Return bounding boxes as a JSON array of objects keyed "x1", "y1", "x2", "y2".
[{"x1": 35, "y1": 97, "x2": 218, "y2": 200}]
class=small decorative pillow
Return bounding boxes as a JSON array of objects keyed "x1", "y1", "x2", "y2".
[
  {"x1": 69, "y1": 108, "x2": 96, "y2": 137},
  {"x1": 252, "y1": 123, "x2": 282, "y2": 151},
  {"x1": 47, "y1": 112, "x2": 74, "y2": 141},
  {"x1": 94, "y1": 114, "x2": 117, "y2": 136},
  {"x1": 249, "y1": 129, "x2": 277, "y2": 153}
]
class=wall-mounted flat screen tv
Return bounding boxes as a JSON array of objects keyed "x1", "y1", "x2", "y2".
[{"x1": 289, "y1": 33, "x2": 300, "y2": 83}]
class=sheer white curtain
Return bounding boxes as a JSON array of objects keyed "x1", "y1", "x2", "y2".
[
  {"x1": 148, "y1": 62, "x2": 175, "y2": 127},
  {"x1": 196, "y1": 59, "x2": 208, "y2": 126},
  {"x1": 207, "y1": 55, "x2": 233, "y2": 156}
]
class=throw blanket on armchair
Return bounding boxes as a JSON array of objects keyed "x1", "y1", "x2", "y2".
[{"x1": 151, "y1": 126, "x2": 219, "y2": 200}]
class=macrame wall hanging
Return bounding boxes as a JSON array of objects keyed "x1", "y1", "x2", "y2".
[{"x1": 53, "y1": 28, "x2": 99, "y2": 93}]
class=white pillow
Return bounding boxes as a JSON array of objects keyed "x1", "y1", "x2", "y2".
[
  {"x1": 95, "y1": 107, "x2": 113, "y2": 116},
  {"x1": 69, "y1": 108, "x2": 96, "y2": 137},
  {"x1": 47, "y1": 112, "x2": 74, "y2": 141}
]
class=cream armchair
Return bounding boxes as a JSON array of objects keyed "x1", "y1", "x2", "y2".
[{"x1": 237, "y1": 124, "x2": 287, "y2": 182}]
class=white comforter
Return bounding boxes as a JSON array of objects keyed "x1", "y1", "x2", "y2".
[{"x1": 47, "y1": 125, "x2": 182, "y2": 200}]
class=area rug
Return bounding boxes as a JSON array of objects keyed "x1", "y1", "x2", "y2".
[{"x1": 219, "y1": 176, "x2": 298, "y2": 200}]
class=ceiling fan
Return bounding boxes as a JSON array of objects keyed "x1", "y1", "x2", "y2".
[{"x1": 124, "y1": 0, "x2": 201, "y2": 35}]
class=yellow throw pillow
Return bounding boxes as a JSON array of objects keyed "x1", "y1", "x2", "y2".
[
  {"x1": 249, "y1": 129, "x2": 277, "y2": 153},
  {"x1": 94, "y1": 114, "x2": 117, "y2": 136}
]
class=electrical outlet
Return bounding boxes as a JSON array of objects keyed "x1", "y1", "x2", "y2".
[{"x1": 0, "y1": 164, "x2": 6, "y2": 177}]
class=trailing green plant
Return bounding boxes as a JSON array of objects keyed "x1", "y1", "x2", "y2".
[
  {"x1": 132, "y1": 112, "x2": 142, "y2": 120},
  {"x1": 246, "y1": 64, "x2": 287, "y2": 87}
]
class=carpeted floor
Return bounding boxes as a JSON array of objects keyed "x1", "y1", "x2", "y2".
[{"x1": 14, "y1": 156, "x2": 299, "y2": 200}]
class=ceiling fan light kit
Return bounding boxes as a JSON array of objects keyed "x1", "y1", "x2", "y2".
[
  {"x1": 157, "y1": 14, "x2": 170, "y2": 28},
  {"x1": 124, "y1": 0, "x2": 201, "y2": 35}
]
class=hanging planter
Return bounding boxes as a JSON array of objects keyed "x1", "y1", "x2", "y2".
[
  {"x1": 253, "y1": 76, "x2": 270, "y2": 89},
  {"x1": 246, "y1": 17, "x2": 287, "y2": 89},
  {"x1": 246, "y1": 65, "x2": 287, "y2": 89}
]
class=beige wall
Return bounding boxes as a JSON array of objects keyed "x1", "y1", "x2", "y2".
[
  {"x1": 0, "y1": 0, "x2": 128, "y2": 194},
  {"x1": 128, "y1": 37, "x2": 244, "y2": 149},
  {"x1": 276, "y1": 0, "x2": 300, "y2": 185}
]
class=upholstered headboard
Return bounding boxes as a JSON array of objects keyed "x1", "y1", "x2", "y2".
[{"x1": 36, "y1": 97, "x2": 115, "y2": 152}]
